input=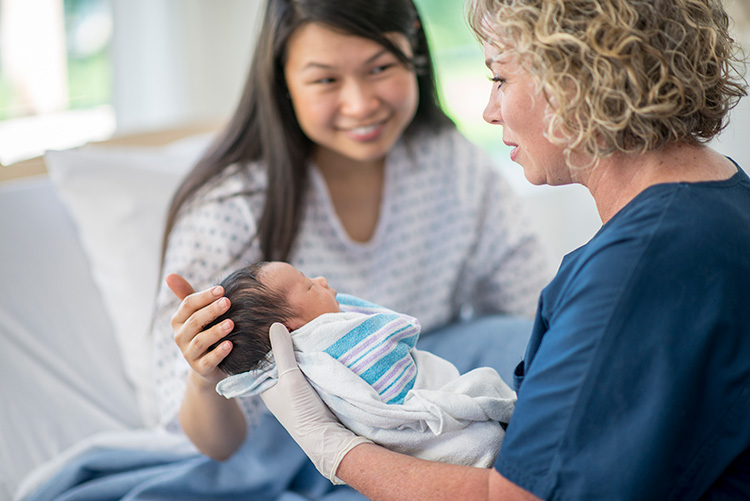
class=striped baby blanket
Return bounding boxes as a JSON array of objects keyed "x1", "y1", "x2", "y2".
[{"x1": 216, "y1": 294, "x2": 516, "y2": 467}]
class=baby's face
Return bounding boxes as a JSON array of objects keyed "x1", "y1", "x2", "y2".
[{"x1": 261, "y1": 262, "x2": 341, "y2": 330}]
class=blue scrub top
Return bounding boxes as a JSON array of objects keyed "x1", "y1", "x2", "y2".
[{"x1": 495, "y1": 166, "x2": 750, "y2": 500}]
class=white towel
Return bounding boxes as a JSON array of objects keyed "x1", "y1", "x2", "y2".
[{"x1": 216, "y1": 295, "x2": 516, "y2": 467}]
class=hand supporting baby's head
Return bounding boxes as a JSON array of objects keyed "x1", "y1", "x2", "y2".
[
  {"x1": 208, "y1": 261, "x2": 340, "y2": 375},
  {"x1": 206, "y1": 262, "x2": 294, "y2": 375}
]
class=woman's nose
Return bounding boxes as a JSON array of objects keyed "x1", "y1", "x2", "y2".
[
  {"x1": 483, "y1": 91, "x2": 503, "y2": 125},
  {"x1": 341, "y1": 80, "x2": 379, "y2": 117}
]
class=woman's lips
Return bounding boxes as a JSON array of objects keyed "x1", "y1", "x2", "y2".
[
  {"x1": 504, "y1": 140, "x2": 519, "y2": 162},
  {"x1": 343, "y1": 121, "x2": 386, "y2": 141}
]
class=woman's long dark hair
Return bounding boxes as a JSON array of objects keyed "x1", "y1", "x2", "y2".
[{"x1": 161, "y1": 0, "x2": 453, "y2": 265}]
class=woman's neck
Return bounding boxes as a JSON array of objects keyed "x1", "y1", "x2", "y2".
[
  {"x1": 313, "y1": 149, "x2": 386, "y2": 243},
  {"x1": 313, "y1": 147, "x2": 385, "y2": 182},
  {"x1": 584, "y1": 143, "x2": 737, "y2": 224}
]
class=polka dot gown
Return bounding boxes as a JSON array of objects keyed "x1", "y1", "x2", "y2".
[{"x1": 152, "y1": 127, "x2": 553, "y2": 431}]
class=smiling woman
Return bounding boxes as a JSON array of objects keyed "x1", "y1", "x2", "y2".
[
  {"x1": 148, "y1": 0, "x2": 551, "y2": 497},
  {"x1": 283, "y1": 23, "x2": 420, "y2": 242}
]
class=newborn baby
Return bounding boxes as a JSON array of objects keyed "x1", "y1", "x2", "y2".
[{"x1": 210, "y1": 261, "x2": 516, "y2": 467}]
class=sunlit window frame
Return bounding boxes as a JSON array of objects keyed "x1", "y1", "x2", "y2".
[{"x1": 0, "y1": 0, "x2": 114, "y2": 166}]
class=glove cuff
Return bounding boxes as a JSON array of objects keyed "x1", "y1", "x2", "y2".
[{"x1": 329, "y1": 436, "x2": 374, "y2": 485}]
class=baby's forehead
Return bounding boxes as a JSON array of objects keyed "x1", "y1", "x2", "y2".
[{"x1": 260, "y1": 262, "x2": 305, "y2": 289}]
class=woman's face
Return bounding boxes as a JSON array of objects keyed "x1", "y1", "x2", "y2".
[
  {"x1": 482, "y1": 43, "x2": 572, "y2": 186},
  {"x1": 284, "y1": 22, "x2": 419, "y2": 170}
]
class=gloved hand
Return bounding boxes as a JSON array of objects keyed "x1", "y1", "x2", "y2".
[{"x1": 260, "y1": 323, "x2": 372, "y2": 484}]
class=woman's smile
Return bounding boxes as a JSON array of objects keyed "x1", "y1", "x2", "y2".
[{"x1": 340, "y1": 120, "x2": 388, "y2": 142}]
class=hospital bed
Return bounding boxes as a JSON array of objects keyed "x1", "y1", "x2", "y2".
[{"x1": 0, "y1": 124, "x2": 600, "y2": 499}]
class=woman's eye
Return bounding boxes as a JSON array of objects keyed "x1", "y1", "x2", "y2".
[
  {"x1": 372, "y1": 64, "x2": 394, "y2": 75},
  {"x1": 313, "y1": 77, "x2": 336, "y2": 85},
  {"x1": 488, "y1": 75, "x2": 506, "y2": 89}
]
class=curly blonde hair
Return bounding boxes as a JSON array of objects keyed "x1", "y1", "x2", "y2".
[{"x1": 469, "y1": 0, "x2": 748, "y2": 164}]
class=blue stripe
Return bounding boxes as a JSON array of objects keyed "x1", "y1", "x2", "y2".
[
  {"x1": 357, "y1": 332, "x2": 416, "y2": 385},
  {"x1": 378, "y1": 362, "x2": 413, "y2": 399},
  {"x1": 357, "y1": 330, "x2": 417, "y2": 381},
  {"x1": 399, "y1": 329, "x2": 418, "y2": 350},
  {"x1": 385, "y1": 376, "x2": 416, "y2": 405},
  {"x1": 323, "y1": 313, "x2": 401, "y2": 360},
  {"x1": 336, "y1": 293, "x2": 379, "y2": 309}
]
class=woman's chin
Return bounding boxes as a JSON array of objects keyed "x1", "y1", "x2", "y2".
[{"x1": 522, "y1": 170, "x2": 548, "y2": 186}]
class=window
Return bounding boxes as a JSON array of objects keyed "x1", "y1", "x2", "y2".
[
  {"x1": 0, "y1": 0, "x2": 114, "y2": 165},
  {"x1": 415, "y1": 0, "x2": 505, "y2": 156},
  {"x1": 415, "y1": 0, "x2": 528, "y2": 191}
]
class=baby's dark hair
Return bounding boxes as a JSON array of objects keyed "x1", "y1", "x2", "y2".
[{"x1": 207, "y1": 262, "x2": 295, "y2": 375}]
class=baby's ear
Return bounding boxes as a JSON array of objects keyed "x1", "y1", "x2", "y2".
[{"x1": 283, "y1": 318, "x2": 303, "y2": 332}]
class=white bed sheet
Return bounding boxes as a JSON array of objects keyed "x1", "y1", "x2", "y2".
[{"x1": 0, "y1": 177, "x2": 144, "y2": 499}]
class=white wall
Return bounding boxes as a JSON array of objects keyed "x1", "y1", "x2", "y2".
[
  {"x1": 711, "y1": 66, "x2": 750, "y2": 170},
  {"x1": 111, "y1": 0, "x2": 262, "y2": 133},
  {"x1": 710, "y1": 0, "x2": 750, "y2": 171}
]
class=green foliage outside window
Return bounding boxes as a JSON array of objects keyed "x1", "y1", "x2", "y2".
[
  {"x1": 414, "y1": 0, "x2": 504, "y2": 156},
  {"x1": 63, "y1": 0, "x2": 112, "y2": 110},
  {"x1": 0, "y1": 75, "x2": 18, "y2": 121},
  {"x1": 0, "y1": 0, "x2": 111, "y2": 121}
]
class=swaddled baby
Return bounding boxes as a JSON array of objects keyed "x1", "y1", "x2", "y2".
[{"x1": 210, "y1": 261, "x2": 516, "y2": 467}]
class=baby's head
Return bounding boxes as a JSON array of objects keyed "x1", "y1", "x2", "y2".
[
  {"x1": 208, "y1": 261, "x2": 340, "y2": 375},
  {"x1": 260, "y1": 261, "x2": 341, "y2": 328}
]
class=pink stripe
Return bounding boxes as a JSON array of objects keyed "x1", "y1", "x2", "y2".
[
  {"x1": 380, "y1": 364, "x2": 417, "y2": 402},
  {"x1": 350, "y1": 324, "x2": 419, "y2": 374},
  {"x1": 372, "y1": 356, "x2": 412, "y2": 392},
  {"x1": 339, "y1": 317, "x2": 409, "y2": 366}
]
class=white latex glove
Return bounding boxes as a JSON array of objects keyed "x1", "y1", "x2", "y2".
[{"x1": 260, "y1": 323, "x2": 372, "y2": 484}]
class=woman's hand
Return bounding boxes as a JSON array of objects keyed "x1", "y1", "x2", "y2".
[
  {"x1": 166, "y1": 273, "x2": 233, "y2": 387},
  {"x1": 260, "y1": 323, "x2": 372, "y2": 484},
  {"x1": 165, "y1": 273, "x2": 246, "y2": 460}
]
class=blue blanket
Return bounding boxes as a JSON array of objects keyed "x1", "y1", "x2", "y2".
[{"x1": 25, "y1": 414, "x2": 365, "y2": 501}]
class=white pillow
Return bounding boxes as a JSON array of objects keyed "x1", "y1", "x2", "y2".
[{"x1": 44, "y1": 134, "x2": 213, "y2": 426}]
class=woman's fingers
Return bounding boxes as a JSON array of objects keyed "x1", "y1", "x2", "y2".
[
  {"x1": 170, "y1": 283, "x2": 226, "y2": 330},
  {"x1": 165, "y1": 273, "x2": 234, "y2": 381},
  {"x1": 190, "y1": 333, "x2": 233, "y2": 378},
  {"x1": 175, "y1": 296, "x2": 231, "y2": 355},
  {"x1": 167, "y1": 273, "x2": 232, "y2": 349},
  {"x1": 185, "y1": 317, "x2": 233, "y2": 362},
  {"x1": 179, "y1": 295, "x2": 234, "y2": 379}
]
